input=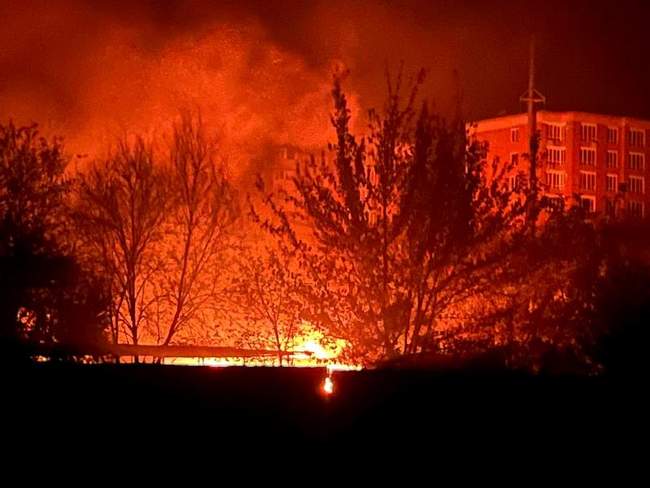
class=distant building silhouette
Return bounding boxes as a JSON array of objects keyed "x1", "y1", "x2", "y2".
[{"x1": 265, "y1": 144, "x2": 331, "y2": 193}]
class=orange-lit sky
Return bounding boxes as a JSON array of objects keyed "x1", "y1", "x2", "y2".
[{"x1": 2, "y1": 0, "x2": 650, "y2": 166}]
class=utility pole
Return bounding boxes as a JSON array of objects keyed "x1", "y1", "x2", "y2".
[{"x1": 519, "y1": 37, "x2": 546, "y2": 225}]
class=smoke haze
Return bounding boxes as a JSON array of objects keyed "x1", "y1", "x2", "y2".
[{"x1": 2, "y1": 0, "x2": 650, "y2": 167}]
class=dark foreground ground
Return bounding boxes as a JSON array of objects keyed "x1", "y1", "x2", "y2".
[{"x1": 4, "y1": 363, "x2": 647, "y2": 454}]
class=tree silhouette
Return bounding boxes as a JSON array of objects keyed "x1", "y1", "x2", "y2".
[
  {"x1": 156, "y1": 113, "x2": 238, "y2": 346},
  {"x1": 1, "y1": 121, "x2": 107, "y2": 352},
  {"x1": 73, "y1": 115, "x2": 238, "y2": 354},
  {"x1": 74, "y1": 136, "x2": 169, "y2": 350},
  {"x1": 574, "y1": 219, "x2": 650, "y2": 375},
  {"x1": 229, "y1": 243, "x2": 304, "y2": 365},
  {"x1": 256, "y1": 72, "x2": 528, "y2": 364},
  {"x1": 479, "y1": 203, "x2": 597, "y2": 370}
]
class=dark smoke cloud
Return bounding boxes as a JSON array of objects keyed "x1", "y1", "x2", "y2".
[{"x1": 2, "y1": 0, "x2": 650, "y2": 167}]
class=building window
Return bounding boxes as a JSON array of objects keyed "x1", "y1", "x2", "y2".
[
  {"x1": 580, "y1": 147, "x2": 596, "y2": 166},
  {"x1": 607, "y1": 127, "x2": 619, "y2": 145},
  {"x1": 510, "y1": 153, "x2": 519, "y2": 166},
  {"x1": 543, "y1": 195, "x2": 564, "y2": 211},
  {"x1": 580, "y1": 171, "x2": 596, "y2": 191},
  {"x1": 606, "y1": 150, "x2": 618, "y2": 169},
  {"x1": 606, "y1": 174, "x2": 618, "y2": 193},
  {"x1": 628, "y1": 152, "x2": 645, "y2": 171},
  {"x1": 628, "y1": 200, "x2": 644, "y2": 218},
  {"x1": 628, "y1": 175, "x2": 645, "y2": 194},
  {"x1": 581, "y1": 123, "x2": 597, "y2": 142},
  {"x1": 628, "y1": 128, "x2": 645, "y2": 147},
  {"x1": 511, "y1": 128, "x2": 520, "y2": 143},
  {"x1": 545, "y1": 123, "x2": 564, "y2": 142},
  {"x1": 546, "y1": 146, "x2": 566, "y2": 166},
  {"x1": 581, "y1": 196, "x2": 596, "y2": 213},
  {"x1": 508, "y1": 175, "x2": 517, "y2": 191},
  {"x1": 605, "y1": 199, "x2": 617, "y2": 218},
  {"x1": 546, "y1": 170, "x2": 567, "y2": 191}
]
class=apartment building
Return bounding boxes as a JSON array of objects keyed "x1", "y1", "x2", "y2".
[{"x1": 472, "y1": 111, "x2": 650, "y2": 217}]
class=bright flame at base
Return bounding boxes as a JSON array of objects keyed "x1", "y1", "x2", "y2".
[
  {"x1": 161, "y1": 322, "x2": 362, "y2": 371},
  {"x1": 154, "y1": 322, "x2": 362, "y2": 370},
  {"x1": 322, "y1": 376, "x2": 334, "y2": 395}
]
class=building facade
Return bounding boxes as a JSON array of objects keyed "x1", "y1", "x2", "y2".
[{"x1": 472, "y1": 111, "x2": 650, "y2": 217}]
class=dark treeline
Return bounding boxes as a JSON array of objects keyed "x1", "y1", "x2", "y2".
[{"x1": 1, "y1": 72, "x2": 648, "y2": 374}]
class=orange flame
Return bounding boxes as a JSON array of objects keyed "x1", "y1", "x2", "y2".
[
  {"x1": 322, "y1": 375, "x2": 334, "y2": 395},
  {"x1": 162, "y1": 322, "x2": 362, "y2": 370}
]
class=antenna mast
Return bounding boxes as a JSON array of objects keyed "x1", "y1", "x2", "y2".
[{"x1": 519, "y1": 37, "x2": 546, "y2": 190}]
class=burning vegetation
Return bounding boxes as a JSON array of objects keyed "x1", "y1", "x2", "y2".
[{"x1": 1, "y1": 66, "x2": 649, "y2": 373}]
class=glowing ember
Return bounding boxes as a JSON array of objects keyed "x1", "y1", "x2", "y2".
[{"x1": 322, "y1": 376, "x2": 334, "y2": 395}]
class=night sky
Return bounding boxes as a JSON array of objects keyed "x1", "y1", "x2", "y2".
[{"x1": 1, "y1": 0, "x2": 649, "y2": 158}]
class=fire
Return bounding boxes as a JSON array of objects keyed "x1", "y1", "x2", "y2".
[
  {"x1": 297, "y1": 339, "x2": 331, "y2": 360},
  {"x1": 322, "y1": 375, "x2": 334, "y2": 395},
  {"x1": 289, "y1": 325, "x2": 361, "y2": 371},
  {"x1": 162, "y1": 322, "x2": 362, "y2": 370}
]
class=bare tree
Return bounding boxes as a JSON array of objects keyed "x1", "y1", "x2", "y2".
[
  {"x1": 229, "y1": 243, "x2": 304, "y2": 365},
  {"x1": 157, "y1": 113, "x2": 238, "y2": 346},
  {"x1": 74, "y1": 137, "x2": 169, "y2": 350}
]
